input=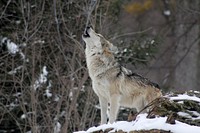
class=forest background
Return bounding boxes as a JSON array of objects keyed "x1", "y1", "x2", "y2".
[{"x1": 0, "y1": 0, "x2": 200, "y2": 132}]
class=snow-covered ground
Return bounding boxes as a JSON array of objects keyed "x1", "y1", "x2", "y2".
[
  {"x1": 75, "y1": 114, "x2": 200, "y2": 133},
  {"x1": 75, "y1": 92, "x2": 200, "y2": 133}
]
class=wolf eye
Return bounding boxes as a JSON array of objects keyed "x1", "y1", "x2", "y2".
[
  {"x1": 97, "y1": 34, "x2": 102, "y2": 37},
  {"x1": 102, "y1": 42, "x2": 107, "y2": 47}
]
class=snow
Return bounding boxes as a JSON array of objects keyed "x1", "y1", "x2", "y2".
[
  {"x1": 7, "y1": 41, "x2": 19, "y2": 54},
  {"x1": 177, "y1": 101, "x2": 184, "y2": 104},
  {"x1": 13, "y1": 92, "x2": 22, "y2": 97},
  {"x1": 54, "y1": 95, "x2": 60, "y2": 102},
  {"x1": 75, "y1": 114, "x2": 200, "y2": 133},
  {"x1": 19, "y1": 51, "x2": 26, "y2": 60},
  {"x1": 169, "y1": 94, "x2": 200, "y2": 102},
  {"x1": 178, "y1": 111, "x2": 200, "y2": 120},
  {"x1": 164, "y1": 10, "x2": 171, "y2": 16},
  {"x1": 189, "y1": 111, "x2": 200, "y2": 117},
  {"x1": 8, "y1": 65, "x2": 23, "y2": 75},
  {"x1": 123, "y1": 48, "x2": 127, "y2": 52},
  {"x1": 1, "y1": 37, "x2": 27, "y2": 61},
  {"x1": 150, "y1": 40, "x2": 155, "y2": 44},
  {"x1": 44, "y1": 81, "x2": 52, "y2": 97},
  {"x1": 75, "y1": 93, "x2": 200, "y2": 133},
  {"x1": 16, "y1": 20, "x2": 21, "y2": 24},
  {"x1": 177, "y1": 112, "x2": 191, "y2": 118},
  {"x1": 69, "y1": 91, "x2": 73, "y2": 100},
  {"x1": 21, "y1": 114, "x2": 26, "y2": 119},
  {"x1": 33, "y1": 40, "x2": 45, "y2": 44},
  {"x1": 193, "y1": 91, "x2": 200, "y2": 94},
  {"x1": 33, "y1": 66, "x2": 48, "y2": 90},
  {"x1": 54, "y1": 122, "x2": 61, "y2": 133},
  {"x1": 1, "y1": 37, "x2": 19, "y2": 54},
  {"x1": 45, "y1": 89, "x2": 52, "y2": 98}
]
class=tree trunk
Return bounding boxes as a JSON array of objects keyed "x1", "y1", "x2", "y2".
[{"x1": 172, "y1": 0, "x2": 200, "y2": 90}]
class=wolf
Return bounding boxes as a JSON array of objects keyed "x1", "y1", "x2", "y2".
[{"x1": 82, "y1": 27, "x2": 162, "y2": 124}]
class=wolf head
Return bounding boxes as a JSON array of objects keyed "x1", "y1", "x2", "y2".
[{"x1": 82, "y1": 27, "x2": 118, "y2": 54}]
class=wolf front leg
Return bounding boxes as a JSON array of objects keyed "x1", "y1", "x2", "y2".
[
  {"x1": 99, "y1": 97, "x2": 108, "y2": 124},
  {"x1": 108, "y1": 94, "x2": 120, "y2": 124}
]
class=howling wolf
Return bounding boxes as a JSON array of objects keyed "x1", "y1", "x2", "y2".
[{"x1": 82, "y1": 27, "x2": 162, "y2": 124}]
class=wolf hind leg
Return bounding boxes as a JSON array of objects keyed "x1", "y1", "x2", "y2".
[{"x1": 136, "y1": 99, "x2": 147, "y2": 113}]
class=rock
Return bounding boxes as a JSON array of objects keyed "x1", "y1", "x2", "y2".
[{"x1": 147, "y1": 91, "x2": 200, "y2": 126}]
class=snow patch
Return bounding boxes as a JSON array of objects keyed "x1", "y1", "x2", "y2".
[
  {"x1": 7, "y1": 41, "x2": 19, "y2": 54},
  {"x1": 1, "y1": 37, "x2": 27, "y2": 60},
  {"x1": 13, "y1": 92, "x2": 22, "y2": 97},
  {"x1": 8, "y1": 65, "x2": 23, "y2": 75},
  {"x1": 178, "y1": 112, "x2": 191, "y2": 118},
  {"x1": 33, "y1": 66, "x2": 48, "y2": 90},
  {"x1": 164, "y1": 10, "x2": 171, "y2": 16},
  {"x1": 75, "y1": 114, "x2": 200, "y2": 133},
  {"x1": 16, "y1": 20, "x2": 21, "y2": 24},
  {"x1": 169, "y1": 94, "x2": 200, "y2": 102},
  {"x1": 75, "y1": 93, "x2": 200, "y2": 133},
  {"x1": 54, "y1": 95, "x2": 60, "y2": 102},
  {"x1": 44, "y1": 81, "x2": 52, "y2": 98},
  {"x1": 45, "y1": 89, "x2": 52, "y2": 98},
  {"x1": 150, "y1": 40, "x2": 155, "y2": 44},
  {"x1": 69, "y1": 91, "x2": 73, "y2": 100},
  {"x1": 54, "y1": 122, "x2": 61, "y2": 133},
  {"x1": 21, "y1": 114, "x2": 27, "y2": 119},
  {"x1": 33, "y1": 40, "x2": 45, "y2": 44},
  {"x1": 123, "y1": 48, "x2": 127, "y2": 52}
]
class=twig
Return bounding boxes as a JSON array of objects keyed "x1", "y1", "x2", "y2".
[
  {"x1": 131, "y1": 97, "x2": 168, "y2": 121},
  {"x1": 84, "y1": 0, "x2": 97, "y2": 31},
  {"x1": 0, "y1": 0, "x2": 12, "y2": 19},
  {"x1": 110, "y1": 27, "x2": 153, "y2": 40}
]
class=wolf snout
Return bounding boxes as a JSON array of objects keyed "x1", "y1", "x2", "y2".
[
  {"x1": 83, "y1": 26, "x2": 91, "y2": 38},
  {"x1": 86, "y1": 26, "x2": 90, "y2": 30}
]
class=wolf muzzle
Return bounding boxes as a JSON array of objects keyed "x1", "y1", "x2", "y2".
[{"x1": 83, "y1": 26, "x2": 91, "y2": 38}]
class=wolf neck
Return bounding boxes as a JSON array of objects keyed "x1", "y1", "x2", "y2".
[{"x1": 85, "y1": 48, "x2": 119, "y2": 79}]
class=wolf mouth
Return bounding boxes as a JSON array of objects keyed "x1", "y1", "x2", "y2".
[{"x1": 83, "y1": 27, "x2": 90, "y2": 38}]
